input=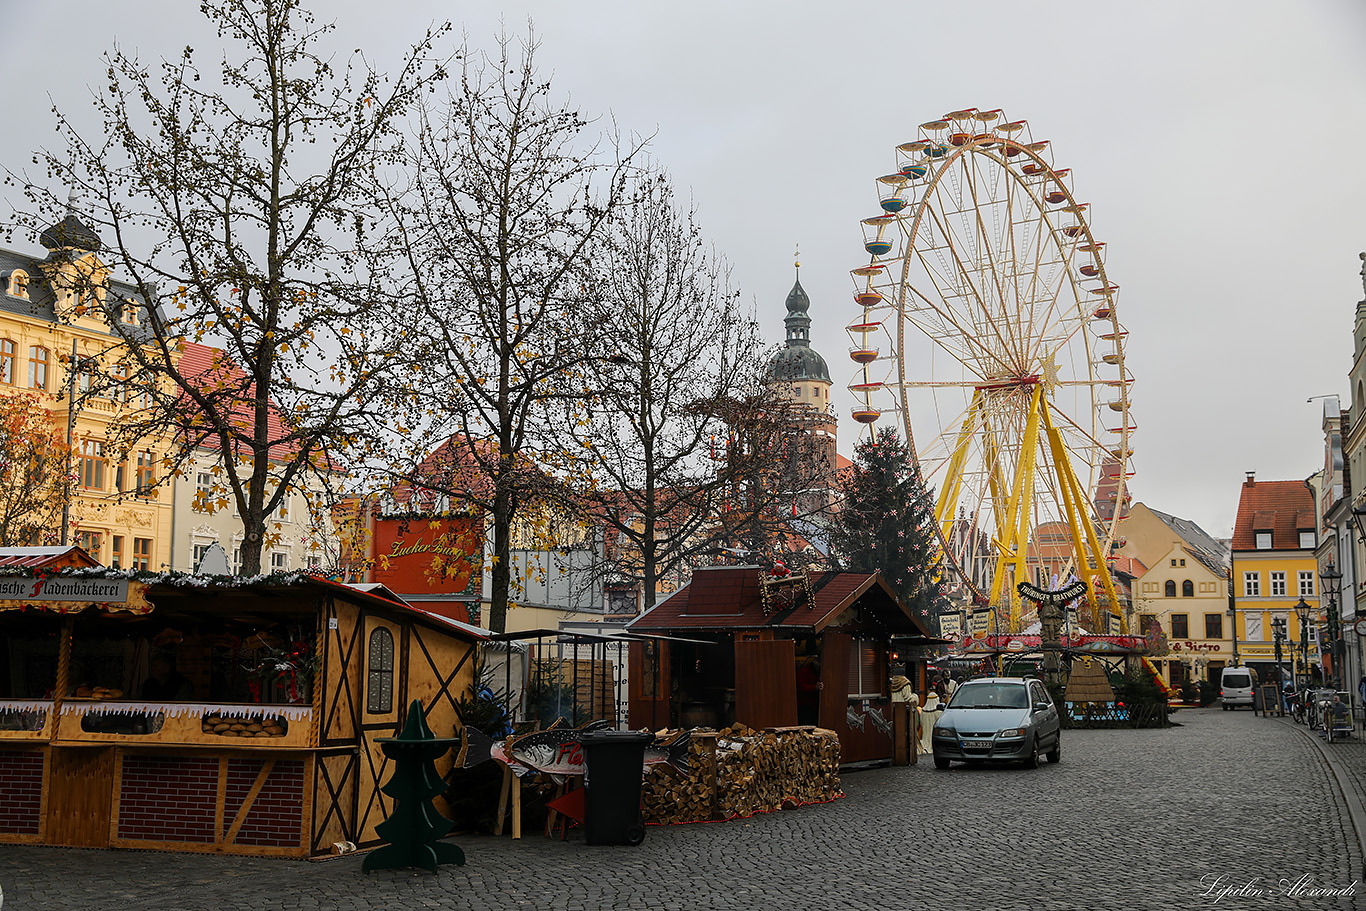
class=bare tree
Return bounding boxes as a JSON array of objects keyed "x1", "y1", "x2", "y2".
[
  {"x1": 6, "y1": 0, "x2": 449, "y2": 573},
  {"x1": 562, "y1": 171, "x2": 781, "y2": 611},
  {"x1": 390, "y1": 28, "x2": 643, "y2": 632}
]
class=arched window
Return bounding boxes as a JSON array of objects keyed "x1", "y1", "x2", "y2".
[
  {"x1": 366, "y1": 627, "x2": 395, "y2": 714},
  {"x1": 1182, "y1": 579, "x2": 1194, "y2": 598},
  {"x1": 7, "y1": 270, "x2": 28, "y2": 299},
  {"x1": 1164, "y1": 579, "x2": 1176, "y2": 598},
  {"x1": 28, "y1": 346, "x2": 48, "y2": 390}
]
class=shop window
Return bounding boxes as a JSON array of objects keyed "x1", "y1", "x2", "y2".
[
  {"x1": 28, "y1": 345, "x2": 48, "y2": 390},
  {"x1": 846, "y1": 639, "x2": 880, "y2": 699},
  {"x1": 0, "y1": 339, "x2": 13, "y2": 385},
  {"x1": 1205, "y1": 614, "x2": 1223, "y2": 639},
  {"x1": 79, "y1": 439, "x2": 106, "y2": 490},
  {"x1": 1169, "y1": 661, "x2": 1187, "y2": 688},
  {"x1": 1164, "y1": 580, "x2": 1176, "y2": 598},
  {"x1": 8, "y1": 269, "x2": 29, "y2": 299},
  {"x1": 110, "y1": 535, "x2": 123, "y2": 569},
  {"x1": 1182, "y1": 580, "x2": 1194, "y2": 598},
  {"x1": 1170, "y1": 614, "x2": 1189, "y2": 638},
  {"x1": 132, "y1": 537, "x2": 152, "y2": 571},
  {"x1": 367, "y1": 627, "x2": 395, "y2": 714}
]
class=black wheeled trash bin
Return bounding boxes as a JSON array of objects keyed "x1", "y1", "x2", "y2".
[{"x1": 579, "y1": 731, "x2": 654, "y2": 846}]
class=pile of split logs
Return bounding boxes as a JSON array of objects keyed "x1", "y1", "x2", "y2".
[{"x1": 642, "y1": 724, "x2": 841, "y2": 824}]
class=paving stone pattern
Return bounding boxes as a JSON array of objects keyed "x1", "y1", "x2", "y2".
[{"x1": 0, "y1": 708, "x2": 1361, "y2": 911}]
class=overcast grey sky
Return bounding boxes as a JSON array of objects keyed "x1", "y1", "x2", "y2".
[{"x1": 2, "y1": 1, "x2": 1363, "y2": 539}]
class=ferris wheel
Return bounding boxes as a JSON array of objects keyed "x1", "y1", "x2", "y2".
[{"x1": 847, "y1": 107, "x2": 1133, "y2": 631}]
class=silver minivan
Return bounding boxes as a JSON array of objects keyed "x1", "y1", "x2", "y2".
[{"x1": 1220, "y1": 666, "x2": 1255, "y2": 710}]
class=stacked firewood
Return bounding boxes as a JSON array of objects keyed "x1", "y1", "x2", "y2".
[
  {"x1": 641, "y1": 732, "x2": 715, "y2": 825},
  {"x1": 202, "y1": 713, "x2": 288, "y2": 738},
  {"x1": 642, "y1": 724, "x2": 841, "y2": 824}
]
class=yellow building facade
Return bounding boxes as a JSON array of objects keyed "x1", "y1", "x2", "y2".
[
  {"x1": 0, "y1": 214, "x2": 173, "y2": 569},
  {"x1": 1229, "y1": 474, "x2": 1319, "y2": 683},
  {"x1": 1119, "y1": 502, "x2": 1233, "y2": 686}
]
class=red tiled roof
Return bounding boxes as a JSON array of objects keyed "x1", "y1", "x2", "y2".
[
  {"x1": 626, "y1": 566, "x2": 931, "y2": 636},
  {"x1": 1232, "y1": 478, "x2": 1315, "y2": 551},
  {"x1": 175, "y1": 342, "x2": 295, "y2": 461}
]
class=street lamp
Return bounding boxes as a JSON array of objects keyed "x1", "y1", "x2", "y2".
[
  {"x1": 1293, "y1": 597, "x2": 1313, "y2": 689},
  {"x1": 1321, "y1": 562, "x2": 1343, "y2": 689},
  {"x1": 1271, "y1": 616, "x2": 1288, "y2": 703}
]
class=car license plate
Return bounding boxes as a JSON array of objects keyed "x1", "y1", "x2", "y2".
[{"x1": 961, "y1": 739, "x2": 992, "y2": 749}]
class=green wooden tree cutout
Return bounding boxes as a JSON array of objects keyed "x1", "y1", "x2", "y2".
[{"x1": 363, "y1": 700, "x2": 466, "y2": 873}]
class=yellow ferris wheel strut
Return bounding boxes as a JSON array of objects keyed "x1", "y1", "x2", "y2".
[
  {"x1": 986, "y1": 383, "x2": 1044, "y2": 615},
  {"x1": 934, "y1": 390, "x2": 983, "y2": 543}
]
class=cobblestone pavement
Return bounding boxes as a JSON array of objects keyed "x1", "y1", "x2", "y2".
[{"x1": 1, "y1": 708, "x2": 1362, "y2": 911}]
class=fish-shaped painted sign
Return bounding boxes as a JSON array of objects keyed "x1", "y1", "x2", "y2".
[{"x1": 462, "y1": 723, "x2": 690, "y2": 777}]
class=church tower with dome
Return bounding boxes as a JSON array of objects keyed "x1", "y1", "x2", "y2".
[{"x1": 766, "y1": 264, "x2": 838, "y2": 513}]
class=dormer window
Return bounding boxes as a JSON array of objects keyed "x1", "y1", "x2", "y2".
[
  {"x1": 7, "y1": 270, "x2": 29, "y2": 299},
  {"x1": 1255, "y1": 531, "x2": 1272, "y2": 549},
  {"x1": 121, "y1": 299, "x2": 140, "y2": 326},
  {"x1": 1299, "y1": 530, "x2": 1315, "y2": 548}
]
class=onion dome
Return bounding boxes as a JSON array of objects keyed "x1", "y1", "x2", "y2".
[
  {"x1": 39, "y1": 213, "x2": 101, "y2": 253},
  {"x1": 768, "y1": 271, "x2": 831, "y2": 383}
]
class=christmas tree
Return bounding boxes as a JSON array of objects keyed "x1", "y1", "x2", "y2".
[
  {"x1": 827, "y1": 428, "x2": 949, "y2": 632},
  {"x1": 362, "y1": 700, "x2": 466, "y2": 874}
]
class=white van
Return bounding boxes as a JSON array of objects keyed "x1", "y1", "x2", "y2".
[{"x1": 1220, "y1": 666, "x2": 1255, "y2": 710}]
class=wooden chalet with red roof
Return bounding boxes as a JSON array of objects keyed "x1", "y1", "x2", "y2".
[{"x1": 625, "y1": 565, "x2": 932, "y2": 765}]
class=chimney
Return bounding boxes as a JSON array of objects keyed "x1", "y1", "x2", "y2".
[{"x1": 1245, "y1": 471, "x2": 1256, "y2": 486}]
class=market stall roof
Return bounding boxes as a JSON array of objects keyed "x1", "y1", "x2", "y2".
[
  {"x1": 0, "y1": 545, "x2": 99, "y2": 569},
  {"x1": 625, "y1": 566, "x2": 931, "y2": 637},
  {"x1": 485, "y1": 627, "x2": 715, "y2": 645},
  {"x1": 0, "y1": 569, "x2": 487, "y2": 642}
]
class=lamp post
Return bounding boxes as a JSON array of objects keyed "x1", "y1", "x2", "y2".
[
  {"x1": 1321, "y1": 562, "x2": 1343, "y2": 690},
  {"x1": 1293, "y1": 597, "x2": 1312, "y2": 690},
  {"x1": 1271, "y1": 616, "x2": 1287, "y2": 707}
]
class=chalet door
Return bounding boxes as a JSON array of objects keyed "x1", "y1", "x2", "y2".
[
  {"x1": 734, "y1": 639, "x2": 797, "y2": 730},
  {"x1": 819, "y1": 630, "x2": 851, "y2": 732},
  {"x1": 355, "y1": 616, "x2": 403, "y2": 846},
  {"x1": 628, "y1": 640, "x2": 671, "y2": 730},
  {"x1": 46, "y1": 746, "x2": 113, "y2": 847}
]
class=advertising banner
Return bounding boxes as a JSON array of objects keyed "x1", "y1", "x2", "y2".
[{"x1": 372, "y1": 516, "x2": 482, "y2": 596}]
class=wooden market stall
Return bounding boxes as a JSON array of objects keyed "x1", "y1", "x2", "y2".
[
  {"x1": 625, "y1": 566, "x2": 932, "y2": 765},
  {"x1": 0, "y1": 570, "x2": 481, "y2": 857}
]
